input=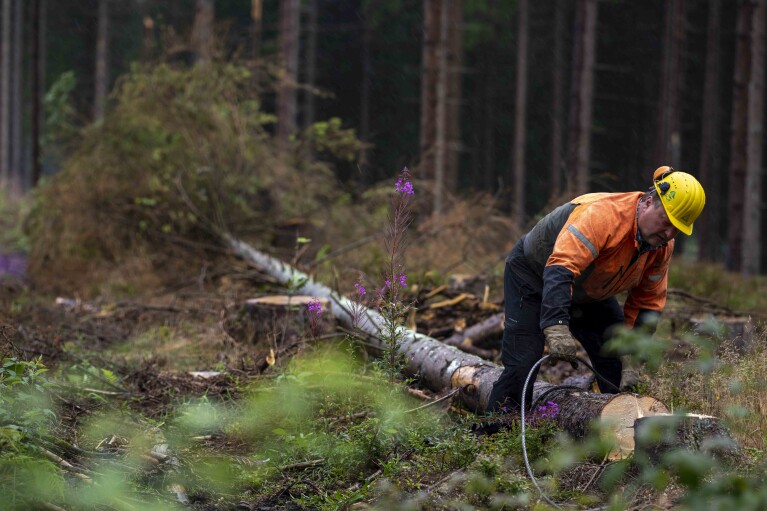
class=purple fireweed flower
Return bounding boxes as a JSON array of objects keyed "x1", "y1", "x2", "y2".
[
  {"x1": 536, "y1": 401, "x2": 559, "y2": 419},
  {"x1": 384, "y1": 279, "x2": 392, "y2": 288},
  {"x1": 395, "y1": 178, "x2": 414, "y2": 196},
  {"x1": 398, "y1": 274, "x2": 407, "y2": 288},
  {"x1": 307, "y1": 298, "x2": 323, "y2": 316},
  {"x1": 355, "y1": 282, "x2": 367, "y2": 296}
]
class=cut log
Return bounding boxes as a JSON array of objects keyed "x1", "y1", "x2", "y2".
[
  {"x1": 533, "y1": 382, "x2": 669, "y2": 459},
  {"x1": 224, "y1": 235, "x2": 739, "y2": 460}
]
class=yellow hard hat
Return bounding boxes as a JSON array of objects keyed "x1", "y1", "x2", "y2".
[{"x1": 652, "y1": 166, "x2": 706, "y2": 235}]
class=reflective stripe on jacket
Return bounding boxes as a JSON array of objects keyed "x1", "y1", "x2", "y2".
[{"x1": 521, "y1": 191, "x2": 673, "y2": 329}]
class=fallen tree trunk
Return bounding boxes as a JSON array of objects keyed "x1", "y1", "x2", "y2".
[{"x1": 224, "y1": 235, "x2": 739, "y2": 460}]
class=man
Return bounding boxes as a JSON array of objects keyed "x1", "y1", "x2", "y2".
[{"x1": 486, "y1": 166, "x2": 706, "y2": 413}]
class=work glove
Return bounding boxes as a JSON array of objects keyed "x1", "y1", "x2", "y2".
[
  {"x1": 543, "y1": 324, "x2": 579, "y2": 368},
  {"x1": 619, "y1": 355, "x2": 641, "y2": 392}
]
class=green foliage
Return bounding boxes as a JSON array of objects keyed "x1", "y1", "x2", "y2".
[
  {"x1": 668, "y1": 260, "x2": 767, "y2": 311},
  {"x1": 25, "y1": 62, "x2": 369, "y2": 296},
  {"x1": 0, "y1": 357, "x2": 56, "y2": 436},
  {"x1": 43, "y1": 71, "x2": 80, "y2": 159}
]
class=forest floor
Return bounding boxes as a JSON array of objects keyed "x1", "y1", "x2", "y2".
[{"x1": 1, "y1": 253, "x2": 764, "y2": 510}]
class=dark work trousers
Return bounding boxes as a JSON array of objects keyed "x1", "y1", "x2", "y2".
[{"x1": 486, "y1": 260, "x2": 624, "y2": 414}]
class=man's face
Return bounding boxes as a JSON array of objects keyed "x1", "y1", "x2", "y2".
[{"x1": 638, "y1": 195, "x2": 679, "y2": 247}]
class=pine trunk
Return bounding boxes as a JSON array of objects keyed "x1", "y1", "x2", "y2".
[
  {"x1": 566, "y1": 0, "x2": 597, "y2": 196},
  {"x1": 742, "y1": 0, "x2": 765, "y2": 275},
  {"x1": 697, "y1": 0, "x2": 722, "y2": 263},
  {"x1": 727, "y1": 0, "x2": 753, "y2": 272},
  {"x1": 94, "y1": 0, "x2": 109, "y2": 121},
  {"x1": 191, "y1": 0, "x2": 214, "y2": 65},
  {"x1": 511, "y1": 0, "x2": 528, "y2": 229},
  {"x1": 277, "y1": 0, "x2": 300, "y2": 150},
  {"x1": 549, "y1": 0, "x2": 566, "y2": 202}
]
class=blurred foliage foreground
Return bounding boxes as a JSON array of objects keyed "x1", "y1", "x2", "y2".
[{"x1": 5, "y1": 61, "x2": 767, "y2": 510}]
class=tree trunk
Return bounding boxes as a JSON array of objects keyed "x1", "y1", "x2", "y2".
[
  {"x1": 433, "y1": 0, "x2": 450, "y2": 214},
  {"x1": 511, "y1": 0, "x2": 528, "y2": 230},
  {"x1": 566, "y1": 0, "x2": 597, "y2": 196},
  {"x1": 742, "y1": 0, "x2": 765, "y2": 275},
  {"x1": 277, "y1": 0, "x2": 300, "y2": 150},
  {"x1": 444, "y1": 0, "x2": 463, "y2": 197},
  {"x1": 549, "y1": 0, "x2": 566, "y2": 203},
  {"x1": 654, "y1": 0, "x2": 684, "y2": 168},
  {"x1": 303, "y1": 0, "x2": 318, "y2": 130},
  {"x1": 251, "y1": 0, "x2": 263, "y2": 60},
  {"x1": 0, "y1": 0, "x2": 10, "y2": 189},
  {"x1": 191, "y1": 0, "x2": 214, "y2": 65},
  {"x1": 421, "y1": 0, "x2": 462, "y2": 212},
  {"x1": 697, "y1": 0, "x2": 722, "y2": 263},
  {"x1": 359, "y1": 3, "x2": 372, "y2": 172},
  {"x1": 727, "y1": 0, "x2": 754, "y2": 272},
  {"x1": 30, "y1": 0, "x2": 44, "y2": 186},
  {"x1": 420, "y1": 0, "x2": 438, "y2": 190},
  {"x1": 94, "y1": 0, "x2": 109, "y2": 121},
  {"x1": 224, "y1": 234, "x2": 742, "y2": 460},
  {"x1": 9, "y1": 0, "x2": 21, "y2": 194}
]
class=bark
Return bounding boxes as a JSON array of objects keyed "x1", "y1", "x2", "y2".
[
  {"x1": 727, "y1": 0, "x2": 753, "y2": 272},
  {"x1": 224, "y1": 234, "x2": 688, "y2": 459},
  {"x1": 511, "y1": 0, "x2": 528, "y2": 229},
  {"x1": 697, "y1": 0, "x2": 722, "y2": 263},
  {"x1": 94, "y1": 0, "x2": 109, "y2": 121},
  {"x1": 277, "y1": 0, "x2": 300, "y2": 150},
  {"x1": 566, "y1": 0, "x2": 597, "y2": 196},
  {"x1": 742, "y1": 0, "x2": 765, "y2": 275}
]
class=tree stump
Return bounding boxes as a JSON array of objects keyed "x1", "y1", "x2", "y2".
[
  {"x1": 221, "y1": 295, "x2": 335, "y2": 349},
  {"x1": 688, "y1": 313, "x2": 754, "y2": 355},
  {"x1": 634, "y1": 413, "x2": 743, "y2": 465}
]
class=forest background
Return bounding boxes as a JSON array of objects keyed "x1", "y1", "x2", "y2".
[
  {"x1": 3, "y1": 1, "x2": 767, "y2": 510},
  {"x1": 0, "y1": 0, "x2": 765, "y2": 275}
]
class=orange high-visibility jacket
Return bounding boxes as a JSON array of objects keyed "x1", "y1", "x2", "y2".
[{"x1": 521, "y1": 191, "x2": 673, "y2": 329}]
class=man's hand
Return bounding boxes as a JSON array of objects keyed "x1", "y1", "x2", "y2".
[
  {"x1": 543, "y1": 325, "x2": 579, "y2": 368},
  {"x1": 619, "y1": 355, "x2": 641, "y2": 392}
]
